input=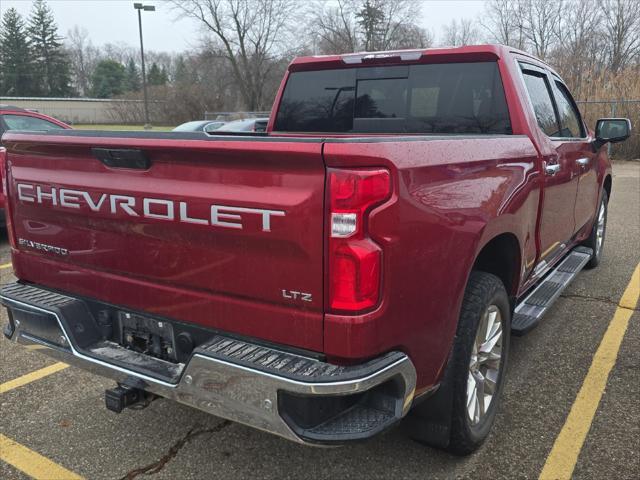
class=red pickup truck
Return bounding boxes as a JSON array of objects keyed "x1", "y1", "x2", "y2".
[{"x1": 0, "y1": 45, "x2": 631, "y2": 454}]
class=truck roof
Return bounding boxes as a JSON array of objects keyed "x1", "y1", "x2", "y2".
[
  {"x1": 289, "y1": 44, "x2": 552, "y2": 73},
  {"x1": 0, "y1": 104, "x2": 29, "y2": 112}
]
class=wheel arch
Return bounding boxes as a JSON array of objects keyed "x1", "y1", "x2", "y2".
[{"x1": 471, "y1": 232, "x2": 522, "y2": 298}]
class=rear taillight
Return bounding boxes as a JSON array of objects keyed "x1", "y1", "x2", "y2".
[
  {"x1": 0, "y1": 147, "x2": 17, "y2": 248},
  {"x1": 328, "y1": 168, "x2": 391, "y2": 312},
  {"x1": 0, "y1": 147, "x2": 5, "y2": 198}
]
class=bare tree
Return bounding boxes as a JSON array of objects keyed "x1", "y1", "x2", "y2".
[
  {"x1": 101, "y1": 42, "x2": 136, "y2": 65},
  {"x1": 171, "y1": 0, "x2": 297, "y2": 110},
  {"x1": 550, "y1": 1, "x2": 603, "y2": 98},
  {"x1": 600, "y1": 0, "x2": 640, "y2": 72},
  {"x1": 512, "y1": 0, "x2": 563, "y2": 60},
  {"x1": 481, "y1": 0, "x2": 526, "y2": 49},
  {"x1": 308, "y1": 0, "x2": 359, "y2": 54},
  {"x1": 391, "y1": 23, "x2": 434, "y2": 49},
  {"x1": 66, "y1": 26, "x2": 100, "y2": 96},
  {"x1": 442, "y1": 18, "x2": 479, "y2": 46}
]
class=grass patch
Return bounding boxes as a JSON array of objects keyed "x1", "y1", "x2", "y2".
[{"x1": 72, "y1": 124, "x2": 175, "y2": 131}]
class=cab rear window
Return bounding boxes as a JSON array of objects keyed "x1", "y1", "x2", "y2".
[{"x1": 274, "y1": 62, "x2": 512, "y2": 135}]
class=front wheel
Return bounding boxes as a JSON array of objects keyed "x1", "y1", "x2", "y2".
[
  {"x1": 583, "y1": 190, "x2": 608, "y2": 269},
  {"x1": 447, "y1": 271, "x2": 511, "y2": 455}
]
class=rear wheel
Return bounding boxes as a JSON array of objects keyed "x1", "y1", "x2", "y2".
[
  {"x1": 447, "y1": 271, "x2": 510, "y2": 455},
  {"x1": 583, "y1": 190, "x2": 608, "y2": 269}
]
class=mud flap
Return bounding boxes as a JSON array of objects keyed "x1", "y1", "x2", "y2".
[{"x1": 402, "y1": 345, "x2": 456, "y2": 448}]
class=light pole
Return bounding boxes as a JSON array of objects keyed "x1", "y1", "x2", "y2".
[{"x1": 134, "y1": 3, "x2": 155, "y2": 130}]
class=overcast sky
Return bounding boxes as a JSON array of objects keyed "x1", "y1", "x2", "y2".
[{"x1": 1, "y1": 0, "x2": 487, "y2": 53}]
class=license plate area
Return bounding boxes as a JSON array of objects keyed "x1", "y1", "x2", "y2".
[{"x1": 119, "y1": 311, "x2": 177, "y2": 362}]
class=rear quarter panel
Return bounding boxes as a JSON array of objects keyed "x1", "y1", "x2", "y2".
[{"x1": 323, "y1": 136, "x2": 540, "y2": 389}]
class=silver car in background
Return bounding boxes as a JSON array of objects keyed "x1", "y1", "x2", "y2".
[{"x1": 173, "y1": 120, "x2": 225, "y2": 133}]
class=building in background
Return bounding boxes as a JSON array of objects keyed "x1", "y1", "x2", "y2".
[{"x1": 0, "y1": 97, "x2": 147, "y2": 124}]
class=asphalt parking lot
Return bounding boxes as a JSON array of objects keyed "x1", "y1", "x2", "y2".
[{"x1": 1, "y1": 162, "x2": 639, "y2": 480}]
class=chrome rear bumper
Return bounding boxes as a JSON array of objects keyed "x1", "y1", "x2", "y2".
[{"x1": 1, "y1": 282, "x2": 416, "y2": 445}]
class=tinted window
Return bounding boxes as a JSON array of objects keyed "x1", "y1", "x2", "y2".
[
  {"x1": 353, "y1": 68, "x2": 409, "y2": 133},
  {"x1": 274, "y1": 62, "x2": 511, "y2": 134},
  {"x1": 406, "y1": 63, "x2": 511, "y2": 134},
  {"x1": 2, "y1": 114, "x2": 65, "y2": 131},
  {"x1": 275, "y1": 69, "x2": 355, "y2": 132},
  {"x1": 552, "y1": 81, "x2": 584, "y2": 138},
  {"x1": 355, "y1": 78, "x2": 408, "y2": 118},
  {"x1": 521, "y1": 72, "x2": 559, "y2": 137}
]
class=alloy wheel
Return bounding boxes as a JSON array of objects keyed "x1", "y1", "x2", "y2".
[
  {"x1": 466, "y1": 305, "x2": 503, "y2": 426},
  {"x1": 596, "y1": 202, "x2": 606, "y2": 255}
]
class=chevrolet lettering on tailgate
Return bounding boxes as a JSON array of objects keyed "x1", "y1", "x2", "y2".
[{"x1": 16, "y1": 183, "x2": 285, "y2": 232}]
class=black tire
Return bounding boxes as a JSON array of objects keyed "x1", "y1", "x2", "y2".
[
  {"x1": 446, "y1": 271, "x2": 511, "y2": 455},
  {"x1": 583, "y1": 190, "x2": 608, "y2": 269}
]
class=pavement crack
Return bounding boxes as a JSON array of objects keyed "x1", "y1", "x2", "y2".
[
  {"x1": 120, "y1": 420, "x2": 231, "y2": 480},
  {"x1": 560, "y1": 293, "x2": 639, "y2": 311}
]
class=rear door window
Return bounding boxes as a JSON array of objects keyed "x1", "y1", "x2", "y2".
[
  {"x1": 551, "y1": 81, "x2": 585, "y2": 138},
  {"x1": 274, "y1": 62, "x2": 512, "y2": 134},
  {"x1": 521, "y1": 71, "x2": 560, "y2": 137}
]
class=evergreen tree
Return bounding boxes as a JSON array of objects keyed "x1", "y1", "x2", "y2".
[
  {"x1": 125, "y1": 58, "x2": 141, "y2": 92},
  {"x1": 27, "y1": 0, "x2": 72, "y2": 96},
  {"x1": 173, "y1": 56, "x2": 189, "y2": 84},
  {"x1": 91, "y1": 59, "x2": 126, "y2": 98},
  {"x1": 160, "y1": 65, "x2": 169, "y2": 85},
  {"x1": 356, "y1": 0, "x2": 386, "y2": 51},
  {"x1": 147, "y1": 62, "x2": 168, "y2": 86},
  {"x1": 0, "y1": 8, "x2": 34, "y2": 96}
]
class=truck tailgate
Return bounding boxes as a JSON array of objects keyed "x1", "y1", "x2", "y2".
[{"x1": 3, "y1": 132, "x2": 325, "y2": 352}]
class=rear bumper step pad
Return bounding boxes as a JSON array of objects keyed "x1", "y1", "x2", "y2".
[
  {"x1": 512, "y1": 246, "x2": 593, "y2": 335},
  {"x1": 1, "y1": 282, "x2": 416, "y2": 445}
]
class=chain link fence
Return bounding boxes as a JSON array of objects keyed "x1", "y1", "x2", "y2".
[{"x1": 576, "y1": 100, "x2": 640, "y2": 159}]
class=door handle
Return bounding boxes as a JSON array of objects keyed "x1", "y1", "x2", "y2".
[
  {"x1": 545, "y1": 163, "x2": 561, "y2": 176},
  {"x1": 576, "y1": 157, "x2": 589, "y2": 167}
]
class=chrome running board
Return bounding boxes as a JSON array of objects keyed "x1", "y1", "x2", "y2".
[{"x1": 512, "y1": 246, "x2": 593, "y2": 335}]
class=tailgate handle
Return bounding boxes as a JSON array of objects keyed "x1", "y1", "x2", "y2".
[{"x1": 92, "y1": 148, "x2": 150, "y2": 170}]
